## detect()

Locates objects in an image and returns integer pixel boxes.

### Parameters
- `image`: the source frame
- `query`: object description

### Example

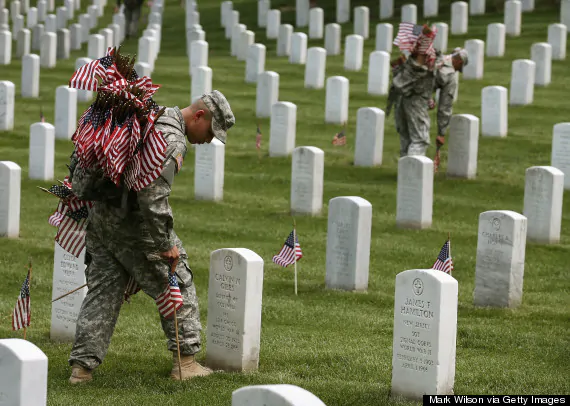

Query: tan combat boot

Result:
[69,364,93,384]
[170,353,213,380]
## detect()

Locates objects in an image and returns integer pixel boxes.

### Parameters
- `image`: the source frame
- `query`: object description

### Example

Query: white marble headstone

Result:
[324,23,341,55]
[266,9,280,39]
[44,13,56,32]
[50,243,87,341]
[325,196,372,291]
[463,39,484,79]
[56,28,69,59]
[470,0,485,15]
[325,76,349,125]
[376,23,393,53]
[368,50,390,95]
[245,43,265,83]
[561,0,570,32]
[336,0,350,23]
[380,0,393,19]
[31,23,43,51]
[401,4,417,24]
[305,47,326,89]
[79,14,90,43]
[0,339,48,405]
[474,210,527,308]
[344,34,363,71]
[486,23,505,57]
[21,53,39,98]
[0,161,20,237]
[354,107,384,167]
[0,31,10,65]
[548,23,566,60]
[256,71,279,118]
[56,6,67,30]
[0,81,15,130]
[433,22,448,52]
[289,32,307,64]
[70,23,82,50]
[87,33,104,60]
[257,0,269,28]
[523,166,564,244]
[191,66,212,103]
[291,146,324,215]
[296,0,309,27]
[447,114,479,179]
[225,9,239,39]
[390,269,458,399]
[55,85,77,139]
[309,7,323,39]
[504,0,521,36]
[221,0,232,27]
[16,28,30,58]
[230,24,244,57]
[551,123,570,190]
[75,57,92,102]
[237,30,254,61]
[194,138,225,201]
[29,122,54,180]
[134,61,151,78]
[269,101,296,157]
[26,7,37,28]
[451,1,468,34]
[509,59,535,106]
[232,385,327,406]
[109,23,120,47]
[531,43,551,87]
[397,156,433,229]
[190,39,208,76]
[521,0,534,11]
[277,24,292,57]
[354,6,369,39]
[481,86,507,137]
[206,248,264,372]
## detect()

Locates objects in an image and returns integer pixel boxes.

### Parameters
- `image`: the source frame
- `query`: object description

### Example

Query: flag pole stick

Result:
[170,259,182,380]
[448,232,452,277]
[51,283,88,302]
[293,218,298,296]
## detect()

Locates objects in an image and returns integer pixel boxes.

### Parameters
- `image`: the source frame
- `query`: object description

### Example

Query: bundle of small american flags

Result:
[43,177,93,257]
[393,22,438,69]
[68,46,167,192]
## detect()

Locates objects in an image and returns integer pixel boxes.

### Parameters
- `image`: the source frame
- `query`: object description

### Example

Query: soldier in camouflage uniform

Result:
[430,48,469,149]
[68,90,235,384]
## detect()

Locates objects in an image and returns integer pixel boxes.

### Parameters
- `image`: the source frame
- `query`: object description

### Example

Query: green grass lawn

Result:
[1,0,569,404]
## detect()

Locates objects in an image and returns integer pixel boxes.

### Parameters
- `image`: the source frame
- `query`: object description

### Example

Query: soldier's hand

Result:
[428,99,436,110]
[436,135,445,147]
[160,245,180,269]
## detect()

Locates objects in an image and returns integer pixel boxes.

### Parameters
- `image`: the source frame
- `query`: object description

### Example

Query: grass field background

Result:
[1,0,569,404]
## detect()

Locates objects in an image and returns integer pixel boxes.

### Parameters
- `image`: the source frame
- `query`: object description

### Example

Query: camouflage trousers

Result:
[394,94,431,157]
[68,229,203,371]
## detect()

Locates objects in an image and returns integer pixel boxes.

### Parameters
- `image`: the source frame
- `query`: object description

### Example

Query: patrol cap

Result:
[201,90,235,144]
[452,47,469,72]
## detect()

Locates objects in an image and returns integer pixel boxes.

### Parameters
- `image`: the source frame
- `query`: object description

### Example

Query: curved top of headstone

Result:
[0,161,22,171]
[31,122,55,130]
[0,80,15,88]
[553,122,570,132]
[89,33,104,39]
[0,338,48,362]
[187,24,203,32]
[327,75,348,82]
[244,29,254,35]
[280,23,293,29]
[482,85,507,92]
[292,31,307,38]
[370,49,390,57]
[398,155,433,165]
[526,165,564,177]
[479,210,526,221]
[357,106,383,114]
[192,39,208,46]
[308,46,326,52]
[532,42,551,48]
[454,113,479,121]
[347,33,363,40]
[232,384,327,406]
[251,43,266,50]
[293,146,324,155]
[329,195,372,208]
[273,101,296,109]
[395,268,457,288]
[260,70,279,77]
[513,59,536,66]
[210,248,263,265]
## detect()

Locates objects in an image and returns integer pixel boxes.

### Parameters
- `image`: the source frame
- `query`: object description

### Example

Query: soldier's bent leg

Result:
[394,101,411,157]
[403,96,431,156]
[124,8,133,37]
[68,235,128,370]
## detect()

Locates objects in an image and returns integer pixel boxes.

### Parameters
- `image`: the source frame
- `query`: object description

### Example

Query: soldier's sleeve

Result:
[136,140,185,253]
[437,73,457,137]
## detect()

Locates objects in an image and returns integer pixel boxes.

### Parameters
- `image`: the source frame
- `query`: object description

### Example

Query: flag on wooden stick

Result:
[12,269,31,331]
[256,123,262,149]
[272,230,303,267]
[155,273,183,319]
[332,127,346,146]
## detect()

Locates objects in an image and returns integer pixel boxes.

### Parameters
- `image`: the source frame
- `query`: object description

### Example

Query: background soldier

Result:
[115,0,144,39]
[68,90,235,384]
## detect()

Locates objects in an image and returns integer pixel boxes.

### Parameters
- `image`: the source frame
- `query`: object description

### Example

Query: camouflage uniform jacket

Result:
[86,107,189,260]
[433,55,457,137]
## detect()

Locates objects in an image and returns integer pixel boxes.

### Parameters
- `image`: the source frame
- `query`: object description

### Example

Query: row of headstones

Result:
[0,339,327,405]
[2,108,568,240]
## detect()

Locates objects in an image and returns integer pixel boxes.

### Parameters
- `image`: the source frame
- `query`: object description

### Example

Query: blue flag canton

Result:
[168,273,179,287]
[20,276,30,298]
[437,242,450,261]
[285,231,298,248]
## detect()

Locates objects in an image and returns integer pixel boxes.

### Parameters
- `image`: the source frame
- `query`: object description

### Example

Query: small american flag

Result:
[12,270,31,331]
[155,273,183,319]
[432,239,453,275]
[48,201,66,227]
[40,108,45,123]
[332,128,346,146]
[393,22,437,65]
[272,230,303,267]
[256,124,262,149]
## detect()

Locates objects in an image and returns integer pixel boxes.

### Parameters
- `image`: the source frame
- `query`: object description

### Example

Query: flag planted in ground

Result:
[432,239,453,274]
[332,128,346,146]
[272,230,303,267]
[155,273,183,319]
[256,124,262,149]
[12,270,31,331]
